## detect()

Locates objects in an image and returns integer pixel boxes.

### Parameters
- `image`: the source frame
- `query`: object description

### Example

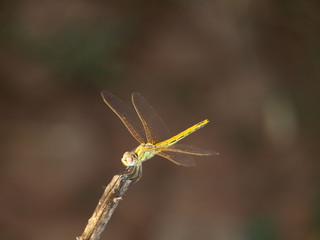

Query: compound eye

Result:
[121,152,136,166]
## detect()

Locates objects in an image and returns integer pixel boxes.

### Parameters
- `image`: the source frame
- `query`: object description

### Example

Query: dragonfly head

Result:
[121,151,136,167]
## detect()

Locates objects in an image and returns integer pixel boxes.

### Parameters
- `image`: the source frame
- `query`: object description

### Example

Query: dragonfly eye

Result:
[121,152,136,167]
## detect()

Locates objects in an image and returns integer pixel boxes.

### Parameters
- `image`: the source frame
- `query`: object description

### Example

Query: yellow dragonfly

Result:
[101,90,218,180]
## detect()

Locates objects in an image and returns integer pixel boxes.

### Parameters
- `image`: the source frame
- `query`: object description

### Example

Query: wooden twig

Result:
[77,173,134,240]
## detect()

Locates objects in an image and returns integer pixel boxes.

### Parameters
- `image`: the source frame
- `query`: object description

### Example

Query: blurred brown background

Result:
[1,1,319,240]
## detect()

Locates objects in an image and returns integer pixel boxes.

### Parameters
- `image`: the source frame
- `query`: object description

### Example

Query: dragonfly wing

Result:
[164,143,219,156]
[132,92,171,143]
[157,151,196,167]
[101,90,146,143]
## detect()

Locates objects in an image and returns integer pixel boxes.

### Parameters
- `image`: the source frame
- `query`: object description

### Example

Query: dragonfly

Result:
[101,90,218,180]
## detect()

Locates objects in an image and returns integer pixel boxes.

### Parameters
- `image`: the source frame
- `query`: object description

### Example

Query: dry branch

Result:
[77,173,133,240]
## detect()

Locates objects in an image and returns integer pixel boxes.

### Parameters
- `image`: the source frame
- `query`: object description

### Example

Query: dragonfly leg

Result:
[122,166,131,175]
[131,162,142,183]
[136,163,142,182]
[123,166,135,177]
[123,162,142,183]
[132,162,142,183]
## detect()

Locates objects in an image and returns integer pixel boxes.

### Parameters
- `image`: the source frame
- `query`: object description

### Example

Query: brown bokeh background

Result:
[1,1,319,240]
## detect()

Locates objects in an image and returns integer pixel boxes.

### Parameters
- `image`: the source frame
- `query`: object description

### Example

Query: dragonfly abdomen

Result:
[157,119,209,147]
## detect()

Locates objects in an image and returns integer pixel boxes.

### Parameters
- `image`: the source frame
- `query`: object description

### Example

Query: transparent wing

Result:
[101,90,146,143]
[132,92,171,144]
[157,151,196,167]
[163,143,219,156]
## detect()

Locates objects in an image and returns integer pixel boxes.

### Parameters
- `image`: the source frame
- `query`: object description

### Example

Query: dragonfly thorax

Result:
[135,143,159,162]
